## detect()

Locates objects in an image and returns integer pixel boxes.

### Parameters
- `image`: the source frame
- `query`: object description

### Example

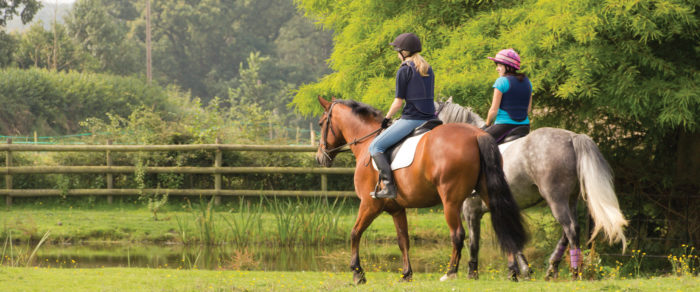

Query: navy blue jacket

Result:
[396,61,435,120]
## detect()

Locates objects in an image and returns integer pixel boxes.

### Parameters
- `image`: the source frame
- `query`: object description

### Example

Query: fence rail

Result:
[2,138,356,206]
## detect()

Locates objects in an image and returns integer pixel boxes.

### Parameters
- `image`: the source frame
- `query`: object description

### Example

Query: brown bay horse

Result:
[315,97,527,284]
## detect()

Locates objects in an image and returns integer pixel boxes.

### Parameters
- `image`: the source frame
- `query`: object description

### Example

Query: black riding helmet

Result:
[390,33,422,57]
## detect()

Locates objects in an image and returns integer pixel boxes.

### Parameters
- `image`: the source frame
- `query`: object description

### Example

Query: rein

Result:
[320,102,383,161]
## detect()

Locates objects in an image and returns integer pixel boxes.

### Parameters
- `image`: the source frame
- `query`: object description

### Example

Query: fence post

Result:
[295,126,300,144]
[321,174,327,196]
[106,140,113,204]
[214,137,222,206]
[310,122,315,146]
[5,138,12,206]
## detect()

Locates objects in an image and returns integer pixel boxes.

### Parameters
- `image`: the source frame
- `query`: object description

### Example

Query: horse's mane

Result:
[435,100,486,128]
[335,99,384,122]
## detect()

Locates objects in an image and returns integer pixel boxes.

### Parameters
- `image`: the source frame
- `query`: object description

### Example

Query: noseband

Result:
[319,102,383,162]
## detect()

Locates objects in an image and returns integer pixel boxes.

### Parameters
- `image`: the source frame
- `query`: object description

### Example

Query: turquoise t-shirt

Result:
[492,77,531,125]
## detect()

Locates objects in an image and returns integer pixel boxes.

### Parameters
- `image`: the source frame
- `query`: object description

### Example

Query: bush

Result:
[0,68,169,135]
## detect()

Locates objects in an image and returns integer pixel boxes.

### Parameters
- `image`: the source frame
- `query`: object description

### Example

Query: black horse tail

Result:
[476,134,528,254]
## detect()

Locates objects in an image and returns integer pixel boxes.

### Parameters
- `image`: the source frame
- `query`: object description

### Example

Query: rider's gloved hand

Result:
[381,118,391,129]
[480,124,488,130]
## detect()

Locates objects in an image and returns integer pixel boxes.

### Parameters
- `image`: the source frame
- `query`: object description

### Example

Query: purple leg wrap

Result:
[551,244,567,262]
[570,248,582,267]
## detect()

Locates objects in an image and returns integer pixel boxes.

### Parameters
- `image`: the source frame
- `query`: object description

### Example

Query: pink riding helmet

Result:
[487,48,521,70]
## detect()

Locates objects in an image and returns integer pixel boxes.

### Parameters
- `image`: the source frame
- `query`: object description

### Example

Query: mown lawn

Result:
[1,267,698,291]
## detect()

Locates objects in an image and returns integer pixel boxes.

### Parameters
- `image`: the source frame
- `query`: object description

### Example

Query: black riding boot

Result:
[370,152,397,199]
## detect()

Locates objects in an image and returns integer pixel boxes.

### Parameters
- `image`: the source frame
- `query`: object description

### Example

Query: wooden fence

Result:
[0,138,356,206]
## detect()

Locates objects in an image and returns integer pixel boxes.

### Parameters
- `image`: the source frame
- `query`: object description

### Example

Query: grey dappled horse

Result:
[436,99,628,280]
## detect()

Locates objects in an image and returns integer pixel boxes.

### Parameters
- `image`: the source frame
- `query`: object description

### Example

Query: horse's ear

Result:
[447,96,453,103]
[318,95,331,110]
[331,96,336,101]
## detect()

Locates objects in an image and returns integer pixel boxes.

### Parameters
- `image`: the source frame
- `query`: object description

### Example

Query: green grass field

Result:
[1,267,698,291]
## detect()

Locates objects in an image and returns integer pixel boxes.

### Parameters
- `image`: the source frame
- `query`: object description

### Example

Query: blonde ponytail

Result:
[405,53,431,77]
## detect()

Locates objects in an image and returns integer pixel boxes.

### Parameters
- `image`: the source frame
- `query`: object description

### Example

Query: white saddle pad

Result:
[372,132,427,171]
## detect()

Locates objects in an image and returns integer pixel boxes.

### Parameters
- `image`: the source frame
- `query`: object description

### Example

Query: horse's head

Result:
[315,96,347,167]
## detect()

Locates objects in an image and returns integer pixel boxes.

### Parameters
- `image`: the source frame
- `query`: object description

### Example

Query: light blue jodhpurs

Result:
[369,118,428,155]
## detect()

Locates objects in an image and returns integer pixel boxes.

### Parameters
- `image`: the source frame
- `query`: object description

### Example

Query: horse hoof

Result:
[353,272,366,285]
[467,272,479,280]
[571,268,582,281]
[544,268,557,281]
[440,273,457,282]
[521,269,532,281]
[509,273,519,282]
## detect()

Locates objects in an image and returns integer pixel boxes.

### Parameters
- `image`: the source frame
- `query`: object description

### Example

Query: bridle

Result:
[319,102,383,162]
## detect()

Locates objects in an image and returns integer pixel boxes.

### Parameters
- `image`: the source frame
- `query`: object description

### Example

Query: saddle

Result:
[373,119,442,171]
[500,125,530,144]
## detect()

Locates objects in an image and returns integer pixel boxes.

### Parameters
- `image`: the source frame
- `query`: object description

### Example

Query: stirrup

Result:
[370,181,396,199]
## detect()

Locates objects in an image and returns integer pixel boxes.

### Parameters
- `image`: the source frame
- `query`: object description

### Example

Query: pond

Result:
[27,241,455,273]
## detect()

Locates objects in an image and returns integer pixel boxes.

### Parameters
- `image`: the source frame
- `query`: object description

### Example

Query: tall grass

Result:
[270,196,349,245]
[173,196,350,245]
[194,197,219,245]
[223,197,264,244]
[269,197,302,245]
[1,230,51,267]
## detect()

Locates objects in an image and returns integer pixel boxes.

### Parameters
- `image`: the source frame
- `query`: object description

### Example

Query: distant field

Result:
[1,267,698,291]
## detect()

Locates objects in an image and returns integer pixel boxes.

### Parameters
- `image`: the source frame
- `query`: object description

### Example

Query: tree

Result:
[0,0,41,27]
[292,0,698,154]
[65,0,142,75]
[0,31,16,67]
[141,0,297,100]
[14,21,82,71]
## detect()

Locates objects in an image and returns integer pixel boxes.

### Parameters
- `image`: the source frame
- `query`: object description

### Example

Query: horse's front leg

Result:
[350,199,382,285]
[440,203,466,281]
[391,209,413,281]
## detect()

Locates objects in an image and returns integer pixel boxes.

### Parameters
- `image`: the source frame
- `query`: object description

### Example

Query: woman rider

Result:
[368,33,436,199]
[483,48,532,143]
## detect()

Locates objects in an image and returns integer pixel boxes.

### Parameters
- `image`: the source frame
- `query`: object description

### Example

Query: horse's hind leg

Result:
[547,200,582,280]
[391,209,413,281]
[440,202,466,281]
[516,250,532,280]
[350,200,382,285]
[463,196,483,280]
[545,234,568,280]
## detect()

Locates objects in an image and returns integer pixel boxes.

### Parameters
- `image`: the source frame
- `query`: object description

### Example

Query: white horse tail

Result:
[572,134,628,252]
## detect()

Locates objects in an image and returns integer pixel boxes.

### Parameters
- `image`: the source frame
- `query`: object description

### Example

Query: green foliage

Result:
[13,21,84,71]
[0,67,168,135]
[0,0,41,27]
[65,0,142,75]
[0,31,16,67]
[294,0,698,132]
